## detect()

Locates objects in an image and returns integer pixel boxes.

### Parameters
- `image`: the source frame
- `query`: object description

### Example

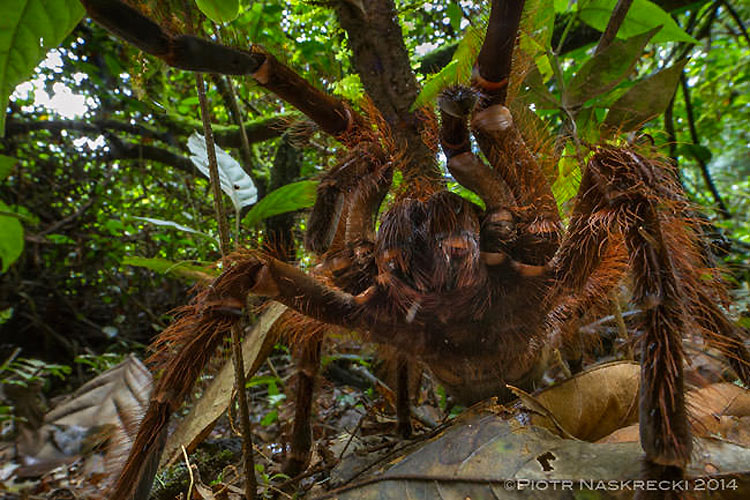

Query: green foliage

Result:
[0,356,71,388]
[0,201,23,273]
[74,352,125,374]
[578,0,697,44]
[0,154,25,272]
[412,24,483,110]
[246,373,286,426]
[603,60,687,132]
[122,256,218,282]
[0,0,84,133]
[242,180,318,228]
[195,0,240,23]
[0,155,14,180]
[563,28,658,108]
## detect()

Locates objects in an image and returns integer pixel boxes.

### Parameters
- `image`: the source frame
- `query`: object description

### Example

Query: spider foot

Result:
[471,104,513,133]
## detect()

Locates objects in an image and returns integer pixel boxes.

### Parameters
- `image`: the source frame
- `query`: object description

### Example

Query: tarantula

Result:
[79,0,750,498]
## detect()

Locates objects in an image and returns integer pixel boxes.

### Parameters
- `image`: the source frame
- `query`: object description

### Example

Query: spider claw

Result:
[511,260,549,278]
[471,104,512,133]
[480,251,508,266]
[354,285,377,305]
[405,300,421,323]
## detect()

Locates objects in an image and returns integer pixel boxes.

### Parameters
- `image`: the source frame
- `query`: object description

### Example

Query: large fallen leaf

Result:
[689,383,750,420]
[598,383,750,447]
[15,355,151,477]
[325,412,750,500]
[160,302,286,466]
[527,361,640,441]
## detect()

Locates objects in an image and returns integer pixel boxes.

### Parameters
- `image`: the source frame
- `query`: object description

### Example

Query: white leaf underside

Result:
[187,132,258,211]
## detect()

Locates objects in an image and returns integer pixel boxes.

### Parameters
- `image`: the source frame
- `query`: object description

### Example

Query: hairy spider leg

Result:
[550,146,750,471]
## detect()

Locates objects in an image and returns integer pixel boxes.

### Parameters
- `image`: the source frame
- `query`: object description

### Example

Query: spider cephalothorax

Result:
[83,0,750,498]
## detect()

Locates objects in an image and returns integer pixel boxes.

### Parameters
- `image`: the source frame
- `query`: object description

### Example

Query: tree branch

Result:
[5,115,287,149]
[104,134,195,174]
[720,0,750,46]
[81,0,363,140]
[5,118,173,144]
[594,0,635,55]
[335,0,439,180]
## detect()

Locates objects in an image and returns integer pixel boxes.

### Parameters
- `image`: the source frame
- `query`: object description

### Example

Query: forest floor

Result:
[1,317,748,500]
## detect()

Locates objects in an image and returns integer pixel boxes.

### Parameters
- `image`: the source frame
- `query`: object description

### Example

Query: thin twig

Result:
[663,94,678,168]
[720,0,750,46]
[196,75,231,253]
[337,412,366,462]
[679,72,731,219]
[594,0,635,55]
[181,445,195,500]
[196,71,257,500]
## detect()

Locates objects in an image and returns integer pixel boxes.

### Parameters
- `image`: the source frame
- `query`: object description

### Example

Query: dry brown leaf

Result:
[328,411,750,500]
[595,383,750,446]
[713,416,750,448]
[689,383,750,420]
[596,424,639,444]
[193,482,216,499]
[508,384,578,440]
[15,355,151,478]
[529,361,640,441]
[160,303,286,466]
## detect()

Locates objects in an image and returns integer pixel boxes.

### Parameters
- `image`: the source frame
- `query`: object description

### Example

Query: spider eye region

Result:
[375,191,483,297]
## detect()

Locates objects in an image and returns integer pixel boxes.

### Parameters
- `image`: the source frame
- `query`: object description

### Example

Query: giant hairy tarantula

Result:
[80,0,750,498]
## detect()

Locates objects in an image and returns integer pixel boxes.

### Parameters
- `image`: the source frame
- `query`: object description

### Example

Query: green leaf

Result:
[0,0,84,135]
[242,180,318,228]
[122,256,218,282]
[522,0,555,55]
[446,3,462,31]
[131,215,217,242]
[0,201,24,273]
[555,0,574,13]
[195,0,240,23]
[564,28,658,108]
[523,67,560,109]
[0,155,15,180]
[551,149,582,213]
[683,143,713,164]
[260,410,278,426]
[330,74,364,101]
[603,60,687,132]
[579,0,697,44]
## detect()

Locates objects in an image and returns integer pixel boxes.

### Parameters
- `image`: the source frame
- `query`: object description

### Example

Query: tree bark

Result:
[336,0,439,182]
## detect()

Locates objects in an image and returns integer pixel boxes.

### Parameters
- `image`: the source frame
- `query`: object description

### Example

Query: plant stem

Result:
[594,0,635,55]
[195,73,257,500]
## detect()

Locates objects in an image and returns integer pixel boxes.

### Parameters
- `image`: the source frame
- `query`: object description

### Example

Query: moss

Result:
[149,439,242,500]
